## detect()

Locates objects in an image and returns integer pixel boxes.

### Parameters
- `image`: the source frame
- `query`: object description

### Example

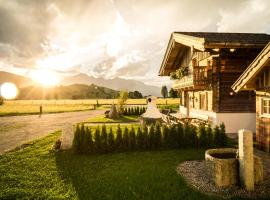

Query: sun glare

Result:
[0,82,18,100]
[30,69,59,87]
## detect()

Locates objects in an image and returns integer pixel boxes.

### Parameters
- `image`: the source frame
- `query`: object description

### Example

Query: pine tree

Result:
[128,107,131,115]
[176,123,184,148]
[115,125,123,151]
[123,127,129,151]
[206,125,213,148]
[108,127,115,152]
[154,122,162,149]
[72,125,81,153]
[168,124,178,148]
[213,125,221,147]
[142,125,149,149]
[136,127,144,150]
[101,124,108,153]
[79,124,86,153]
[84,127,94,153]
[219,123,227,147]
[198,125,207,148]
[162,125,170,148]
[129,126,136,150]
[94,127,102,153]
[149,124,155,150]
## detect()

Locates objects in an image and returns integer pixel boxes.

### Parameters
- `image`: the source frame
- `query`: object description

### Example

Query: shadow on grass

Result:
[55,149,218,200]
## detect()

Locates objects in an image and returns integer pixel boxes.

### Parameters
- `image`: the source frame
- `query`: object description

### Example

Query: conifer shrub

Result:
[213,125,221,147]
[108,127,115,152]
[219,122,227,147]
[142,125,149,149]
[101,124,108,153]
[115,125,123,151]
[123,127,129,151]
[94,127,102,153]
[198,125,207,148]
[136,127,144,150]
[129,126,136,150]
[206,125,213,147]
[154,122,162,149]
[176,123,184,148]
[82,127,93,153]
[72,125,81,153]
[162,124,170,148]
[148,124,155,150]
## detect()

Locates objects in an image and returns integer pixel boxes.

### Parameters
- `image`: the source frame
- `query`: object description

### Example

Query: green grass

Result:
[85,114,139,123]
[0,131,224,200]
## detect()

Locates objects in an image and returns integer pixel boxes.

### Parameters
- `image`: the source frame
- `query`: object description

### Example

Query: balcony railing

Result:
[172,66,210,90]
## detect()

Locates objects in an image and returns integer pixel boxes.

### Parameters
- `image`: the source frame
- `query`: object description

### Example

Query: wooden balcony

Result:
[172,66,210,90]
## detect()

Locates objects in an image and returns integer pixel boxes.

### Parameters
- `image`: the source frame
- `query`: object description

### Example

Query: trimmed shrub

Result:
[136,127,144,150]
[176,123,184,148]
[123,127,129,151]
[162,125,170,148]
[154,122,162,149]
[206,125,213,147]
[101,124,108,153]
[198,125,207,148]
[213,125,221,147]
[115,125,123,151]
[94,127,102,153]
[108,127,115,152]
[148,124,155,150]
[219,122,227,147]
[83,127,94,153]
[129,126,136,150]
[142,125,149,149]
[72,125,81,153]
[168,124,178,148]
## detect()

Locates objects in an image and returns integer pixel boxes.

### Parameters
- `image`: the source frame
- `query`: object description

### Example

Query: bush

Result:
[71,122,227,155]
[0,97,3,105]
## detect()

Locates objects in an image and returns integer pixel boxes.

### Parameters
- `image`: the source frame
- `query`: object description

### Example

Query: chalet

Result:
[232,42,270,152]
[159,32,270,133]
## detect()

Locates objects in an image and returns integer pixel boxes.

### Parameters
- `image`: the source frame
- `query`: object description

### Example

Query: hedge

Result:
[122,106,146,116]
[72,122,228,154]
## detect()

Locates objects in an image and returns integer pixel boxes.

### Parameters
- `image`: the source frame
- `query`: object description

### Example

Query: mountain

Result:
[61,73,161,96]
[18,84,119,100]
[0,71,34,88]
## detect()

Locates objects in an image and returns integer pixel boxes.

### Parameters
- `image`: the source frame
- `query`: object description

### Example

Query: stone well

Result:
[205,148,238,188]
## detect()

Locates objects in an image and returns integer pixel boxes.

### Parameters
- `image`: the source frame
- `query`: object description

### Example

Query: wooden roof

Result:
[159,32,270,76]
[232,42,270,92]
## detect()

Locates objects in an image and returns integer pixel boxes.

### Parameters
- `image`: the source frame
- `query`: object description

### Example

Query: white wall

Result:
[179,106,256,134]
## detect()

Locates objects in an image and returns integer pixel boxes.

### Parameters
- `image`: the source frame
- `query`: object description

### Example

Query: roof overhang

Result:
[232,42,270,92]
[159,33,205,76]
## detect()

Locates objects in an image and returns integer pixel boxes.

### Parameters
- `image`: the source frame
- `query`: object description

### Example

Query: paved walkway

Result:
[0,110,103,154]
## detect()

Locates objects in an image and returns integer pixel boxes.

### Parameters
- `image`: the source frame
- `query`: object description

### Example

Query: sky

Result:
[0,0,270,87]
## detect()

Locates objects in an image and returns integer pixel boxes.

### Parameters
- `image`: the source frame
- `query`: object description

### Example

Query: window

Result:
[200,93,207,110]
[262,98,270,115]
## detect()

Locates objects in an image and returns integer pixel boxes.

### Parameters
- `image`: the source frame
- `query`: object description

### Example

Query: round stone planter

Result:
[205,148,238,188]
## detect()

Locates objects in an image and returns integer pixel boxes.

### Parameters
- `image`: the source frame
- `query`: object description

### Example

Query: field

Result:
[0,131,222,200]
[0,98,180,116]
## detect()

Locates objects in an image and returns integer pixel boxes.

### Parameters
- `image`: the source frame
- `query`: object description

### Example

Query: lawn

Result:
[85,114,139,123]
[0,131,225,200]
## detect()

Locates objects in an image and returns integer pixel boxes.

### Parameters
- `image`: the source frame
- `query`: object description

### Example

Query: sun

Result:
[0,82,18,100]
[30,69,60,87]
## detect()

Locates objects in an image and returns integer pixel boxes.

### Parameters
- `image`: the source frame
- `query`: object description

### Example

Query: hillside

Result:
[18,84,119,100]
[0,71,34,88]
[61,74,161,96]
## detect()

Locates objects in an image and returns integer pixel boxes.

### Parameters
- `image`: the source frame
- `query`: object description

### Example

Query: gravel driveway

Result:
[0,110,103,154]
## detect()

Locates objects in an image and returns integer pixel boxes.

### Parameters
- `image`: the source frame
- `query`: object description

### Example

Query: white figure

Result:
[142,96,163,119]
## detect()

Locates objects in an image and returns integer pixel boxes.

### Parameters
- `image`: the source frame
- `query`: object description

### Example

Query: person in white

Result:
[142,96,163,119]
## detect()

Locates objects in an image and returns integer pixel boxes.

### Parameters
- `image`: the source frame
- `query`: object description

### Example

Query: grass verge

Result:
[0,131,226,200]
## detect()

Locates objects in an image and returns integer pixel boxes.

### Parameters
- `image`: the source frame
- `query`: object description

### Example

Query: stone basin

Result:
[205,148,238,188]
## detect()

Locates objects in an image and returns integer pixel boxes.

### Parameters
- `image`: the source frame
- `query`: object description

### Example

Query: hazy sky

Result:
[0,0,270,86]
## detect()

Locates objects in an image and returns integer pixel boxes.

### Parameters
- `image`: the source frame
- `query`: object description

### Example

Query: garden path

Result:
[0,110,103,154]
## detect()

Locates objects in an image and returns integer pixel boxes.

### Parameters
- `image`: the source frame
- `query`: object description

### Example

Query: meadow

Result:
[0,98,180,116]
[0,131,223,200]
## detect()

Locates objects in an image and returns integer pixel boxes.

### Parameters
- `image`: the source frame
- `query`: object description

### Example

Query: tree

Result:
[169,88,178,98]
[129,126,136,150]
[101,124,108,153]
[136,127,144,150]
[154,122,162,149]
[115,125,123,151]
[108,127,115,152]
[72,125,81,153]
[148,124,155,150]
[123,127,129,151]
[94,127,102,153]
[0,97,4,105]
[83,127,93,153]
[161,86,168,99]
[219,123,227,147]
[118,90,128,114]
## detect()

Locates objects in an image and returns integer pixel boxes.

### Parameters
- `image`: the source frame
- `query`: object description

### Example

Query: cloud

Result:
[0,0,270,87]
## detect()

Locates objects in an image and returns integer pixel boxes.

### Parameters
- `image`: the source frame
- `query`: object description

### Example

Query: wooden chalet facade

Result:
[159,32,270,133]
[232,42,270,152]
